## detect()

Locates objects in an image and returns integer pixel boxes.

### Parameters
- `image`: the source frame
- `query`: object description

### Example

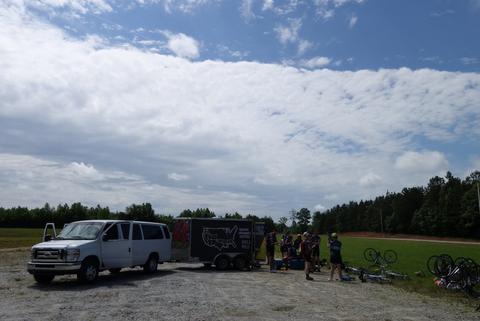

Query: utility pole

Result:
[379,208,384,234]
[477,182,480,215]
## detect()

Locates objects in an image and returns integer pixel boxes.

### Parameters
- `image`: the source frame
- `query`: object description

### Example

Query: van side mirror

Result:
[102,234,109,242]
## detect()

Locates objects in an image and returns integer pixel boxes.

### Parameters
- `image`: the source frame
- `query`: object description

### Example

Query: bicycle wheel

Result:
[384,250,398,264]
[363,248,378,262]
[435,254,454,277]
[427,255,438,275]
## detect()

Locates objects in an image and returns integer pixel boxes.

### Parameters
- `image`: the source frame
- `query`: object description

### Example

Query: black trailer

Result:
[171,218,264,270]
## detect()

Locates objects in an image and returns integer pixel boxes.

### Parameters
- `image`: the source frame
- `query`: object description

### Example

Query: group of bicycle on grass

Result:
[265,230,343,281]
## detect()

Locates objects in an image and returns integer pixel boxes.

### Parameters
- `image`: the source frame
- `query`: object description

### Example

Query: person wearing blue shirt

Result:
[328,233,343,281]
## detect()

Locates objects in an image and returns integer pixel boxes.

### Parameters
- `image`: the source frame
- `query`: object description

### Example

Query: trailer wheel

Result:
[143,254,158,273]
[34,274,55,284]
[234,256,247,270]
[215,256,230,270]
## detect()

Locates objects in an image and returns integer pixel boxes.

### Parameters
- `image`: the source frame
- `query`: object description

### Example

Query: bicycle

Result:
[364,248,398,266]
[344,265,392,284]
[363,248,408,280]
[427,254,480,298]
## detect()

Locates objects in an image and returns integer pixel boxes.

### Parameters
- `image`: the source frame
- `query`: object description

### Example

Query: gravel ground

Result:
[1,249,479,321]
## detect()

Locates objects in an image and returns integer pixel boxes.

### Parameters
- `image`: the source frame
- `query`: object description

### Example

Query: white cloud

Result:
[394,151,449,173]
[136,0,218,13]
[274,18,302,44]
[163,32,200,59]
[0,4,479,216]
[297,39,313,56]
[314,0,364,19]
[262,0,274,11]
[301,56,331,68]
[460,57,479,65]
[168,173,190,181]
[240,0,256,22]
[314,204,326,212]
[359,173,383,188]
[348,14,358,28]
[23,0,112,14]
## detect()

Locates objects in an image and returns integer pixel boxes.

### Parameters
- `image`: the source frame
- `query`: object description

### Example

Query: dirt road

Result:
[1,249,479,321]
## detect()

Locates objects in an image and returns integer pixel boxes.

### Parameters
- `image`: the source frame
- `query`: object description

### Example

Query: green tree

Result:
[296,208,311,232]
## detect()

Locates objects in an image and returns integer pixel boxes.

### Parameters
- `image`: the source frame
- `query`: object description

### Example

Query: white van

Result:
[27,220,171,284]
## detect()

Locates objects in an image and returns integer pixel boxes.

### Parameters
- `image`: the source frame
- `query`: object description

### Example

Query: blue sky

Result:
[0,0,479,218]
[41,0,480,71]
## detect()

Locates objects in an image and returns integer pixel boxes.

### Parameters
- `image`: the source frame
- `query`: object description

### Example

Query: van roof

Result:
[70,220,166,226]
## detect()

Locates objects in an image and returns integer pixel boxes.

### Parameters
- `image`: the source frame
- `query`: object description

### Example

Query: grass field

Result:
[334,236,480,298]
[0,228,43,249]
[265,234,480,300]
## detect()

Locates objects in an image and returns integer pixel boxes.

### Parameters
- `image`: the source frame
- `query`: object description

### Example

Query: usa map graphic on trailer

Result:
[201,226,238,251]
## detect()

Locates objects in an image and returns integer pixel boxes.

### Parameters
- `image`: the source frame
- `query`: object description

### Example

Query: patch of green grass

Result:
[327,236,480,300]
[0,228,43,249]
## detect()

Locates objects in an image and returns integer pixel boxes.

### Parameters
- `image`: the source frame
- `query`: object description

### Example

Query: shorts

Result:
[266,246,275,257]
[312,246,320,257]
[330,255,342,265]
[303,255,312,263]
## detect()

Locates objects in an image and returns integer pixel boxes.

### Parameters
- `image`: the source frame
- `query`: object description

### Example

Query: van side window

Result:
[162,226,170,239]
[133,224,142,240]
[142,225,163,240]
[105,223,119,240]
[120,223,130,240]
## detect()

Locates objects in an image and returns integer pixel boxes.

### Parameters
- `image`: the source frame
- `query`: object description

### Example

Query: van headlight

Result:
[66,249,81,262]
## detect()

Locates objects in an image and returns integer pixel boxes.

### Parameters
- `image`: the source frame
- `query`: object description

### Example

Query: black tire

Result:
[215,256,230,270]
[143,254,158,273]
[234,256,247,270]
[363,248,378,263]
[435,254,454,277]
[426,255,438,275]
[34,274,55,284]
[77,258,99,283]
[384,250,398,264]
[109,268,121,274]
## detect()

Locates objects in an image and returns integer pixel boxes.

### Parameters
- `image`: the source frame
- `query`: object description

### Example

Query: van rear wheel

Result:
[143,254,158,273]
[34,274,54,284]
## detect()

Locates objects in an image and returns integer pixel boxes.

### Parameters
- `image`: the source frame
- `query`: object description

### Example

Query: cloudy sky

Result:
[1,0,479,218]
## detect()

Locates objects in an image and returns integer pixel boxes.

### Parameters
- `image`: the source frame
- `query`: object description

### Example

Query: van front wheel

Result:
[78,258,99,283]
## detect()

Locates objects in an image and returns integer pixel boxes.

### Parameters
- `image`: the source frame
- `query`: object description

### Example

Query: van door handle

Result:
[128,247,131,253]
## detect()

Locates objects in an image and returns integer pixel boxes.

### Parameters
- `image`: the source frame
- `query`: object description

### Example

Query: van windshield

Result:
[56,222,103,240]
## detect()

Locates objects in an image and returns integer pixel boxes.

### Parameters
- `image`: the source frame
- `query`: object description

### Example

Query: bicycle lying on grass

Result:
[363,248,409,280]
[427,254,480,298]
[344,265,392,284]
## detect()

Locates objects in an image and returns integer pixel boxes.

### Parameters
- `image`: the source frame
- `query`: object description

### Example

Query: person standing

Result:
[311,231,321,272]
[281,234,293,270]
[265,229,277,272]
[328,233,343,281]
[301,232,314,281]
[293,234,302,255]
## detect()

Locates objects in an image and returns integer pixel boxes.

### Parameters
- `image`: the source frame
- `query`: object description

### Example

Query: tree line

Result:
[1,171,479,238]
[0,202,276,232]
[310,171,480,239]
